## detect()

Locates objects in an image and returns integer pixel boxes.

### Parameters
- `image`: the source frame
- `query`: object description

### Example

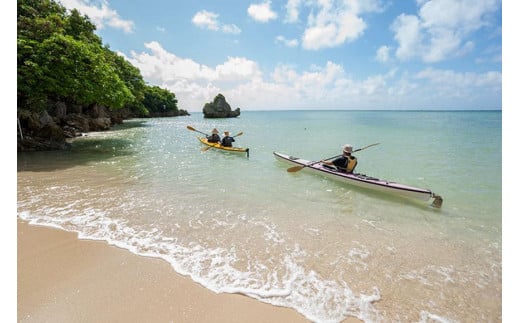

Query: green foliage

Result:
[17,0,67,42]
[17,0,178,117]
[105,50,148,115]
[143,85,179,114]
[18,33,133,110]
[65,9,101,44]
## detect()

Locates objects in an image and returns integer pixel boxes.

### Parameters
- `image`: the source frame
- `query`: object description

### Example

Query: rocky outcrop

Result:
[17,103,127,151]
[202,94,240,118]
[18,109,71,151]
[17,101,191,151]
[148,109,190,118]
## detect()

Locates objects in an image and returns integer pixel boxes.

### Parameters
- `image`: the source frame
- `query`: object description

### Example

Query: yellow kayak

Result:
[198,137,250,157]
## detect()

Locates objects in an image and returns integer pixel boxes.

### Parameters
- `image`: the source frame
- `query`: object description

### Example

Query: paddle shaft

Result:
[353,143,380,153]
[286,143,380,172]
[186,125,209,136]
[287,156,339,172]
[320,143,379,159]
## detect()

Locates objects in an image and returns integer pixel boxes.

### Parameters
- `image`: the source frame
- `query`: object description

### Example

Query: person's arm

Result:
[320,159,333,165]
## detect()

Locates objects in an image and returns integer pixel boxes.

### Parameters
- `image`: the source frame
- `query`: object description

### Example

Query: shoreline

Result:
[17,219,312,323]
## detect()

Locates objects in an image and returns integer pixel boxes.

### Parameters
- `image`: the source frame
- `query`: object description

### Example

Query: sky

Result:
[52,0,504,112]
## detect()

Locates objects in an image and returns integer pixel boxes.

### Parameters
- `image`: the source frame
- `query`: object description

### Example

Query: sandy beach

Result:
[17,219,312,323]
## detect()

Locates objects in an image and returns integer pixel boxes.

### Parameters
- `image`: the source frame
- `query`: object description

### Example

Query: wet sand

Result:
[17,219,313,323]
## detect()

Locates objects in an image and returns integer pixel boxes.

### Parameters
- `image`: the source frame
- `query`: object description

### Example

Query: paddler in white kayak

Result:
[320,144,358,173]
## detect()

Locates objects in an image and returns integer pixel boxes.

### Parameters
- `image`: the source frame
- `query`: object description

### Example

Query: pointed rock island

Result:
[202,94,240,118]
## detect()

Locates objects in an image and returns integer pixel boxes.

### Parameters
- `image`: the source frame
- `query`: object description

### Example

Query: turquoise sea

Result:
[17,110,502,322]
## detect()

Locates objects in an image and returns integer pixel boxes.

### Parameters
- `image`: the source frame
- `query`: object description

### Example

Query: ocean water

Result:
[17,110,501,322]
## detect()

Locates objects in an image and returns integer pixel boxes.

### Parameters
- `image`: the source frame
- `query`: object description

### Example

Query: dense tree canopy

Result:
[143,86,179,114]
[17,0,178,116]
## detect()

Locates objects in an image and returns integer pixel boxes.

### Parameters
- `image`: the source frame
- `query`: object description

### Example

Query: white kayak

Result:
[273,151,443,208]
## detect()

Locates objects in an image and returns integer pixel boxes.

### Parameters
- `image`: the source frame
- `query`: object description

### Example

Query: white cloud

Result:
[423,29,460,62]
[126,41,217,83]
[58,0,134,33]
[248,1,278,23]
[271,64,300,83]
[300,0,382,50]
[392,14,423,60]
[122,41,501,110]
[416,67,501,88]
[376,46,391,62]
[419,0,496,31]
[391,0,500,62]
[411,67,502,106]
[192,10,242,34]
[221,24,242,35]
[216,57,263,81]
[192,10,219,31]
[275,35,299,47]
[284,0,302,23]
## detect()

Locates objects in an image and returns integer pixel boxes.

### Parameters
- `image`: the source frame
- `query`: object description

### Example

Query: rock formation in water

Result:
[202,94,240,118]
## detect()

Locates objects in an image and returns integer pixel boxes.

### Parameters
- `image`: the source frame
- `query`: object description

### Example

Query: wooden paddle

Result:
[286,143,380,172]
[201,132,243,152]
[186,125,209,136]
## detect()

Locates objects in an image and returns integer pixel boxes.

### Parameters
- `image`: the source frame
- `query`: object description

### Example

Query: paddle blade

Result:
[233,132,243,137]
[187,126,208,136]
[287,165,304,172]
[201,146,212,152]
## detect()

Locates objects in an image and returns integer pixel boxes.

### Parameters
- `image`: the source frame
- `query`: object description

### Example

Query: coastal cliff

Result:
[17,103,189,151]
[17,0,191,152]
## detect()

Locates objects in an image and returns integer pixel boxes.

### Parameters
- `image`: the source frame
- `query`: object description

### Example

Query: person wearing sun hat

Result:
[320,144,358,173]
[206,128,220,143]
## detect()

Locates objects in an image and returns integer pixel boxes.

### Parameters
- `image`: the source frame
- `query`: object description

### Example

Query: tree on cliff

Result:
[17,0,178,118]
[17,0,189,151]
[18,0,134,112]
[143,86,179,115]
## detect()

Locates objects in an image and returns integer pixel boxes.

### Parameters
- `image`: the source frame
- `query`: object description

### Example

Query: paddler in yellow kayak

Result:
[221,131,236,147]
[206,128,220,143]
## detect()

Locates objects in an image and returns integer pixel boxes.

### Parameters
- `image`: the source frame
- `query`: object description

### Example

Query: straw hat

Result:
[343,144,353,154]
[224,131,230,135]
[211,128,219,134]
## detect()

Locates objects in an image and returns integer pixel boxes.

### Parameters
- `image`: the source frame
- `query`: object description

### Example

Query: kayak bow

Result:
[273,151,443,208]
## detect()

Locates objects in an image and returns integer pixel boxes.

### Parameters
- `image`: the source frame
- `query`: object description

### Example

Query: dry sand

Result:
[17,219,311,323]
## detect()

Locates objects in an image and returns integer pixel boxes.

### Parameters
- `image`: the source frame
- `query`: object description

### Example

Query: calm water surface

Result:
[18,110,502,322]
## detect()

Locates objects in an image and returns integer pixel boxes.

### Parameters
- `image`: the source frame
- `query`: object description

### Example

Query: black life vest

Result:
[207,134,220,143]
[334,156,357,173]
[221,136,235,147]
